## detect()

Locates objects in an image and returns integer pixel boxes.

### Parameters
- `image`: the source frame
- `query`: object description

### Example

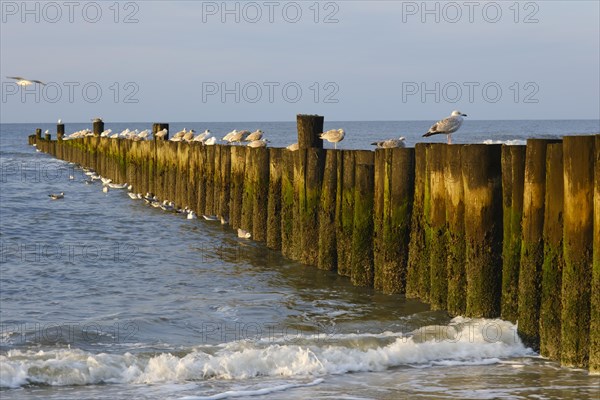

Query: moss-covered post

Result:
[445,145,466,315]
[219,145,232,221]
[561,135,595,368]
[427,144,448,309]
[297,114,324,149]
[176,142,189,208]
[336,151,355,277]
[267,148,283,250]
[351,150,375,287]
[518,139,558,350]
[241,147,255,233]
[501,145,526,322]
[539,143,564,360]
[229,146,246,229]
[204,145,216,216]
[301,148,325,265]
[590,134,600,373]
[281,150,296,258]
[462,144,503,318]
[318,149,338,271]
[251,147,270,242]
[406,143,428,300]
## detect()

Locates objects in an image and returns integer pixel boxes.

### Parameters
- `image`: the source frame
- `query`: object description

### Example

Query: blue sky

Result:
[1,0,599,122]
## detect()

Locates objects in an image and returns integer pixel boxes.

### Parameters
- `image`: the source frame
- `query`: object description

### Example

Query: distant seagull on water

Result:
[320,129,345,149]
[7,76,46,86]
[49,192,64,200]
[423,110,467,145]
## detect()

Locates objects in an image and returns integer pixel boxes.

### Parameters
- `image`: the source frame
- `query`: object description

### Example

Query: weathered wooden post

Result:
[445,145,466,315]
[591,134,600,373]
[44,131,51,141]
[230,146,247,229]
[280,150,296,258]
[351,150,375,287]
[462,144,503,318]
[427,144,448,309]
[501,145,526,322]
[337,151,355,277]
[152,123,169,140]
[35,128,42,141]
[297,114,324,149]
[518,139,559,350]
[219,146,232,222]
[561,135,595,368]
[267,148,283,250]
[92,118,104,136]
[406,143,428,300]
[374,148,415,294]
[539,143,564,360]
[318,150,338,270]
[57,122,65,141]
[251,147,270,242]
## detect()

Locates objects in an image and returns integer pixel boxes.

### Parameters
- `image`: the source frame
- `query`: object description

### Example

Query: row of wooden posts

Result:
[30,116,599,372]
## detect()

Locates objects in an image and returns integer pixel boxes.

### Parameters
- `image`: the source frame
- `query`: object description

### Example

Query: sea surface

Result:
[1,120,599,399]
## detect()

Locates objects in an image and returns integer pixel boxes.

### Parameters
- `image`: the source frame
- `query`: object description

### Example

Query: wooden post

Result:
[445,145,466,315]
[267,148,283,250]
[251,147,270,242]
[230,146,247,229]
[92,119,104,136]
[44,132,51,141]
[176,142,190,208]
[204,146,216,215]
[590,134,600,373]
[301,148,325,265]
[241,147,255,234]
[336,151,355,277]
[561,135,594,368]
[152,123,169,140]
[427,144,448,309]
[351,150,375,287]
[501,145,526,322]
[219,146,232,221]
[518,139,558,350]
[35,128,42,141]
[406,144,428,299]
[539,143,564,360]
[297,114,324,149]
[57,123,65,141]
[281,150,296,258]
[462,144,503,318]
[318,149,338,271]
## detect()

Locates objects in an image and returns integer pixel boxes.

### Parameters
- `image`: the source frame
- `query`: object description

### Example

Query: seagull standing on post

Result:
[423,110,467,144]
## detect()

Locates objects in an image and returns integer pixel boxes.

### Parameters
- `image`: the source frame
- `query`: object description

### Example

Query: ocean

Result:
[1,120,599,399]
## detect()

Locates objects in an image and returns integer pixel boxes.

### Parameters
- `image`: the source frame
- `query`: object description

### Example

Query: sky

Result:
[1,0,599,123]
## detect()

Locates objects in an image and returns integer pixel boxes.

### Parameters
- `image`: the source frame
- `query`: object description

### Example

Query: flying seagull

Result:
[423,110,467,144]
[7,76,46,86]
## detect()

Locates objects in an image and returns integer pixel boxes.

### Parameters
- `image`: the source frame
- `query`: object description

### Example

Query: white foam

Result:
[180,378,324,400]
[0,318,531,388]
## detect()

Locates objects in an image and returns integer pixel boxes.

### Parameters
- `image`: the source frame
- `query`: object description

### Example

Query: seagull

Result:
[244,130,263,142]
[319,129,345,149]
[128,192,139,200]
[202,214,219,221]
[423,110,467,145]
[91,117,103,122]
[48,192,64,200]
[224,130,250,144]
[193,130,210,142]
[371,136,406,149]
[247,139,268,148]
[155,128,168,139]
[237,228,251,239]
[58,119,62,124]
[7,76,46,86]
[286,143,299,151]
[187,210,198,220]
[204,136,217,145]
[103,186,109,193]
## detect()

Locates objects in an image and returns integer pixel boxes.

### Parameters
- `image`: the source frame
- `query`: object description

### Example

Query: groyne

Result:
[30,117,599,372]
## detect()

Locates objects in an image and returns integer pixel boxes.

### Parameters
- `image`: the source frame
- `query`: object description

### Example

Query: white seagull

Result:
[48,192,64,200]
[247,139,268,148]
[423,110,467,145]
[371,136,406,149]
[286,143,299,151]
[244,130,263,142]
[319,129,345,149]
[237,228,251,239]
[7,76,46,86]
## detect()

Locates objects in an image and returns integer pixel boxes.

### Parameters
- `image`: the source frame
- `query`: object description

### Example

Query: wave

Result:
[0,317,531,389]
